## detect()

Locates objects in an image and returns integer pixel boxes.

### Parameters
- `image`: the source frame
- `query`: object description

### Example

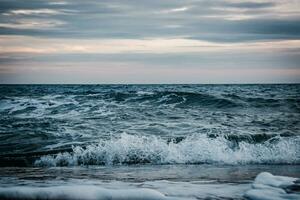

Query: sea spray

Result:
[35,133,300,166]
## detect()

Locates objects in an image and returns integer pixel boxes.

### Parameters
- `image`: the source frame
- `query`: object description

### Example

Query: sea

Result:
[0,84,299,199]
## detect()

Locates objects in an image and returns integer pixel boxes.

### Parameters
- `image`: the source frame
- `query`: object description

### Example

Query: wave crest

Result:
[35,133,300,166]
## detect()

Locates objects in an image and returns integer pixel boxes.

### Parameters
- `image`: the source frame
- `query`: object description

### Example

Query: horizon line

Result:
[1,82,300,85]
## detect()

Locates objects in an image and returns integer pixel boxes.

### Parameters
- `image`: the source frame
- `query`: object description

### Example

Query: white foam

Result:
[0,180,249,200]
[245,172,300,200]
[35,133,300,166]
[142,180,249,199]
[0,185,168,200]
[136,91,155,95]
[2,173,298,200]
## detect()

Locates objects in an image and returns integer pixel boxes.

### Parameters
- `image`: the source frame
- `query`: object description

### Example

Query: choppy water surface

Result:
[0,84,299,199]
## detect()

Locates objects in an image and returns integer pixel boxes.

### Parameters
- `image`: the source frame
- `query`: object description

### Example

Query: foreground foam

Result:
[0,173,298,200]
[0,186,168,200]
[35,133,300,166]
[0,180,249,200]
[245,172,300,200]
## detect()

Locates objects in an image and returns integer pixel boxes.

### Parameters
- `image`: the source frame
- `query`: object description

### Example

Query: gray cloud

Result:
[0,0,299,41]
[222,1,276,9]
[0,0,299,83]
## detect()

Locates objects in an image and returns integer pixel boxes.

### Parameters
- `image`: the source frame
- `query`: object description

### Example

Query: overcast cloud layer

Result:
[0,0,299,83]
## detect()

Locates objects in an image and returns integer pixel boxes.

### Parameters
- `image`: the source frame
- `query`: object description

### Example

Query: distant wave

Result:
[2,90,299,116]
[35,133,300,166]
[94,91,240,108]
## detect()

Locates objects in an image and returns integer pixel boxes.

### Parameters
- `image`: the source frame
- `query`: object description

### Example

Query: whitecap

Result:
[35,133,300,166]
[244,172,300,200]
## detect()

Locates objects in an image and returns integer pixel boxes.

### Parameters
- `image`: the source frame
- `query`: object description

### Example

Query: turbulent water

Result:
[0,84,299,199]
[1,84,299,166]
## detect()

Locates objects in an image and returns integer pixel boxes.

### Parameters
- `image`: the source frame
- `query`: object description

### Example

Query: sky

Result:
[0,0,299,84]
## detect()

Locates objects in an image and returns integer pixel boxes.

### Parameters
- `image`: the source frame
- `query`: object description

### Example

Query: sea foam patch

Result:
[0,185,168,200]
[0,173,298,200]
[245,172,300,200]
[0,180,249,200]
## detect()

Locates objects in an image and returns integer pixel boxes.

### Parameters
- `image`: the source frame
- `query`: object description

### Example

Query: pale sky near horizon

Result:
[0,0,300,84]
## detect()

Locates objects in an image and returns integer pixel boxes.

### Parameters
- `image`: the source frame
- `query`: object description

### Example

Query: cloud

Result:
[0,0,299,41]
[0,0,299,83]
[3,8,62,15]
[48,1,69,6]
[223,1,276,9]
[0,19,65,29]
[1,35,299,55]
[159,6,191,14]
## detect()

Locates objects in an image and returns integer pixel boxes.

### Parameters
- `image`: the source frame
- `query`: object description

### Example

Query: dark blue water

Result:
[0,84,300,200]
[0,84,299,166]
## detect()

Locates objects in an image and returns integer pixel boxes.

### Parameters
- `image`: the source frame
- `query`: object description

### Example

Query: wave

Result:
[35,133,300,167]
[80,90,299,109]
[0,91,239,117]
[84,90,299,109]
[2,90,298,115]
[161,91,239,108]
[104,91,240,108]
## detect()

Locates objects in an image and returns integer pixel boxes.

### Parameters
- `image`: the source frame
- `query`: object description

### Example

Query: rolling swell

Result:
[35,133,300,167]
[1,85,300,168]
[159,91,238,108]
[106,91,240,108]
[1,87,297,111]
[88,90,295,109]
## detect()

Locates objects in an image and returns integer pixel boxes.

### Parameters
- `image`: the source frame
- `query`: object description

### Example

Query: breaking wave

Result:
[35,133,300,166]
